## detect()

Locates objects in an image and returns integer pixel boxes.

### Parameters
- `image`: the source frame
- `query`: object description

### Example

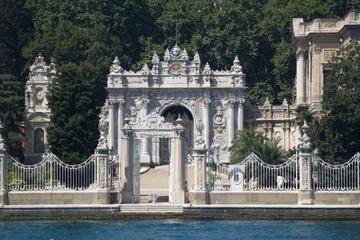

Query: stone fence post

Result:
[190,120,209,205]
[0,122,7,205]
[297,122,314,205]
[95,147,110,204]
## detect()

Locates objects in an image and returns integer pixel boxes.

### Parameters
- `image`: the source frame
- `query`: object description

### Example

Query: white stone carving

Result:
[213,106,226,139]
[110,56,123,74]
[132,111,175,130]
[97,101,109,150]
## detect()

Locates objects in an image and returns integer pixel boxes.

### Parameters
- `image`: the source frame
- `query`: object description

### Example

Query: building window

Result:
[323,65,332,84]
[34,128,45,153]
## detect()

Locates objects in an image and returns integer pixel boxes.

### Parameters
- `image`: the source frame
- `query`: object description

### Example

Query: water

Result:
[1,219,360,240]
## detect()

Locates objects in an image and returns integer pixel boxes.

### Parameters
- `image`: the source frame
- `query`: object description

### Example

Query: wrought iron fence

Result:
[207,152,299,192]
[313,153,360,191]
[7,153,97,191]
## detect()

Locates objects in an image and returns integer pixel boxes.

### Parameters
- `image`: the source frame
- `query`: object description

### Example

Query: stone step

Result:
[119,204,183,213]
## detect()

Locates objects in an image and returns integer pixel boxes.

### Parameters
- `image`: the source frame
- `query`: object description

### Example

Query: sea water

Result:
[1,219,360,240]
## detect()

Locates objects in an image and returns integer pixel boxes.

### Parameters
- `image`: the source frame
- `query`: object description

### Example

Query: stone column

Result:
[139,99,151,165]
[108,100,116,152]
[0,133,7,205]
[117,99,124,155]
[119,125,134,203]
[203,98,211,149]
[151,138,160,165]
[237,99,244,131]
[169,137,175,203]
[95,147,110,204]
[296,49,305,105]
[227,99,235,146]
[311,47,322,110]
[132,137,140,203]
[298,122,314,205]
[191,146,208,204]
[171,125,185,204]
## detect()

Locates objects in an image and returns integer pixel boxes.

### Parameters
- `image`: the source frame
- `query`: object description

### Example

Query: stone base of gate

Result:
[189,191,209,205]
[7,191,115,205]
[314,192,360,205]
[298,190,315,205]
[0,191,8,205]
[191,192,299,205]
[96,190,110,204]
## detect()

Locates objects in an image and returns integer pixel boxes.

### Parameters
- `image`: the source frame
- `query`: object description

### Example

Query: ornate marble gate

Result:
[106,44,246,163]
[119,112,185,204]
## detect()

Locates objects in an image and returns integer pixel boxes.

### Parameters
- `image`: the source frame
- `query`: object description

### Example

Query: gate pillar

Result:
[298,122,315,205]
[119,124,136,203]
[170,124,185,204]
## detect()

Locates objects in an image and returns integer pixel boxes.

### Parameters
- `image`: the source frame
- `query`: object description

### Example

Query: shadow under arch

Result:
[158,104,194,164]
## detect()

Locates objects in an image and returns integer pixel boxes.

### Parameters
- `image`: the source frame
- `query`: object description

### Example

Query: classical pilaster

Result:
[138,98,151,164]
[237,99,244,131]
[108,100,116,151]
[202,98,211,149]
[311,47,322,110]
[296,49,305,104]
[227,99,235,146]
[117,99,124,154]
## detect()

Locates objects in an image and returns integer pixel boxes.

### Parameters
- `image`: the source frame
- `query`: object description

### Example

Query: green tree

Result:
[0,0,32,160]
[230,128,285,164]
[295,105,314,126]
[311,42,360,163]
[24,0,155,163]
[0,75,24,160]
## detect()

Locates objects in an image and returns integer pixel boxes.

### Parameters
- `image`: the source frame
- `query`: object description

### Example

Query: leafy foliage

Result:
[0,74,24,160]
[1,0,360,162]
[310,42,360,163]
[230,128,286,164]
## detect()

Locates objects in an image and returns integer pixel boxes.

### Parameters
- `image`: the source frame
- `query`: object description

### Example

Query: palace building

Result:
[23,10,360,163]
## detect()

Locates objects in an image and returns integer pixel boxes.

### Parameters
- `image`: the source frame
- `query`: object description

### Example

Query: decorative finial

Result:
[193,52,201,65]
[34,52,45,65]
[231,55,242,73]
[282,98,288,106]
[164,48,170,61]
[181,48,188,60]
[152,52,160,65]
[299,121,312,151]
[110,56,123,74]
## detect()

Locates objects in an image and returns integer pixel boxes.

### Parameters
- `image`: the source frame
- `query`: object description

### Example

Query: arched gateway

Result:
[106,44,246,164]
[119,112,185,204]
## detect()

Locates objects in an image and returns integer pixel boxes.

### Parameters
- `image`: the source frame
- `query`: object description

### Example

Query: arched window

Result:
[34,128,45,153]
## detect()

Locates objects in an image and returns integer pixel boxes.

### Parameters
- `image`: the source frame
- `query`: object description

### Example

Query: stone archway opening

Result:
[120,112,185,204]
[159,105,194,164]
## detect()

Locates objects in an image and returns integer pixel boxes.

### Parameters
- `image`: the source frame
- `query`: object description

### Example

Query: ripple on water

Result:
[1,219,360,240]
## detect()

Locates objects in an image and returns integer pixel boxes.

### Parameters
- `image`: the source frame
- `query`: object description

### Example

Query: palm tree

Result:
[229,128,285,164]
[295,105,314,126]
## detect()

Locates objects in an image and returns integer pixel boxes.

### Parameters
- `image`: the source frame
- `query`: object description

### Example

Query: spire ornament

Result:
[110,56,123,74]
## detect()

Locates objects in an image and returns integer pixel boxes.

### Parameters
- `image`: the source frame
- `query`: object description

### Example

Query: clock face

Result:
[171,63,181,75]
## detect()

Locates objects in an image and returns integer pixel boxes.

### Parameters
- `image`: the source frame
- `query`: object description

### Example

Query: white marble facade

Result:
[106,45,246,164]
[24,54,56,163]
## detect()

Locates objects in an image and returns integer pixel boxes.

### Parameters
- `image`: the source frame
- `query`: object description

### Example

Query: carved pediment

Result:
[28,113,50,123]
[132,111,175,130]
